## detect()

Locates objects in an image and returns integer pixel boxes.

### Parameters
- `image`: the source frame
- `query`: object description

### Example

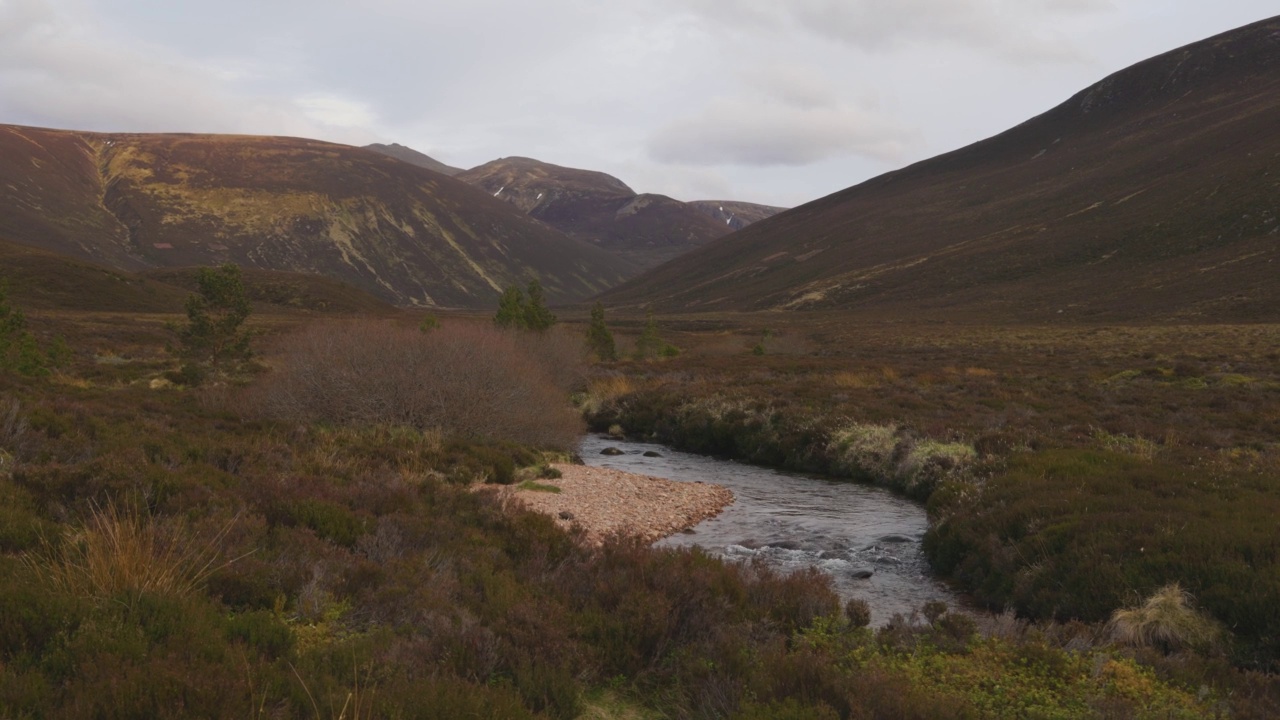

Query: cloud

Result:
[0,0,374,142]
[296,94,377,129]
[670,0,1110,61]
[649,95,917,167]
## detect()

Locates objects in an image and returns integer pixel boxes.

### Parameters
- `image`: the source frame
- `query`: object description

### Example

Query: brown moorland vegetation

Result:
[0,293,1255,717]
[577,311,1280,674]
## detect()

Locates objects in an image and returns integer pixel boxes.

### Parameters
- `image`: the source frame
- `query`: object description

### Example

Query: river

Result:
[579,434,964,626]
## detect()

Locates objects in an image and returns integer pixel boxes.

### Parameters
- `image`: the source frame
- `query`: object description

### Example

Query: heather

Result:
[0,305,1249,717]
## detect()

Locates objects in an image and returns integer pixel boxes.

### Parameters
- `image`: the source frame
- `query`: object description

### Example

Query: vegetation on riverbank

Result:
[581,316,1280,699]
[0,299,1259,717]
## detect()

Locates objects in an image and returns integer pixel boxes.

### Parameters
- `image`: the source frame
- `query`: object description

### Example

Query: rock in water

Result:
[600,447,625,456]
[851,569,874,580]
[643,451,663,458]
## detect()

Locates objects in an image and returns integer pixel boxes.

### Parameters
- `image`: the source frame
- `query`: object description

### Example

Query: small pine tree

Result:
[585,302,616,361]
[494,286,528,329]
[634,311,662,359]
[170,264,253,380]
[0,279,49,377]
[523,279,556,331]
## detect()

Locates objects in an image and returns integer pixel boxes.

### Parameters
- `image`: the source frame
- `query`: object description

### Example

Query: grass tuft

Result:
[27,501,238,605]
[1107,584,1222,654]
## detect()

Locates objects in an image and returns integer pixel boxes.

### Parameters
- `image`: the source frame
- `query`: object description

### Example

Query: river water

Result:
[579,434,964,625]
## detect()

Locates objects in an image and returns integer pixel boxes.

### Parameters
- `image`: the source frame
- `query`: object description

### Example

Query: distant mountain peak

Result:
[456,157,786,269]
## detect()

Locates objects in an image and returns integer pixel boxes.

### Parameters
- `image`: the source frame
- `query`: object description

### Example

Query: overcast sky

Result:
[1,1,1274,206]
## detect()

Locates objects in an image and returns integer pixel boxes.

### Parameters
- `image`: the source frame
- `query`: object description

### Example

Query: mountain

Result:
[688,201,788,231]
[0,126,634,309]
[602,16,1280,322]
[456,157,784,268]
[364,143,463,176]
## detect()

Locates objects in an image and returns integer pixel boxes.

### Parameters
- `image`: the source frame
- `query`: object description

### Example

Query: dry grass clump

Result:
[579,374,636,416]
[28,502,233,604]
[1107,584,1222,653]
[250,320,584,449]
[827,423,976,496]
[830,367,899,389]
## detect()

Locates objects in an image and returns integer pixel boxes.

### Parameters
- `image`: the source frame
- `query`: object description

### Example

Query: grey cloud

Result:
[649,96,917,167]
[672,0,1108,61]
[0,0,375,142]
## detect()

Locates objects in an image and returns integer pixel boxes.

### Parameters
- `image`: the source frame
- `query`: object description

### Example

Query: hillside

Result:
[0,234,396,315]
[364,142,463,176]
[457,157,783,268]
[0,126,634,308]
[602,16,1280,322]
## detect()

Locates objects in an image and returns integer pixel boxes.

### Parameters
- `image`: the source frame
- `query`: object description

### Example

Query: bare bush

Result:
[250,320,584,449]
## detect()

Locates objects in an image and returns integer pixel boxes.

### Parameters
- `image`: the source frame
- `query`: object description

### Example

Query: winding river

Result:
[579,434,964,626]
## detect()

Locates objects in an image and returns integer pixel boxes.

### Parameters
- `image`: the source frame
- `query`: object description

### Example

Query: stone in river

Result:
[600,447,625,456]
[643,451,663,458]
[851,568,874,580]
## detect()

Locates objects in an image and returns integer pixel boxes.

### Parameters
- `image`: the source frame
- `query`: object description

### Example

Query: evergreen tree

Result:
[523,279,557,331]
[585,302,616,361]
[0,279,49,377]
[494,285,528,329]
[634,310,662,359]
[171,264,253,380]
[0,279,26,360]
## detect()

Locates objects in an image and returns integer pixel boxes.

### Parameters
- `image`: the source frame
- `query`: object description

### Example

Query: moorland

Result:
[1,273,1276,719]
[1,12,1278,720]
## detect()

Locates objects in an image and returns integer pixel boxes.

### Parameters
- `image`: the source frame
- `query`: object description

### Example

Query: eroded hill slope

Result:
[0,127,634,308]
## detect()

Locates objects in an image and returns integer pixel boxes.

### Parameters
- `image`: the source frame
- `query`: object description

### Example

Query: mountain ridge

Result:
[457,156,785,268]
[599,16,1280,322]
[0,126,635,309]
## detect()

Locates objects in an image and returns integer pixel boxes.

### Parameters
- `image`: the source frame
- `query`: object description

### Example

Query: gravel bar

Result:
[495,463,734,546]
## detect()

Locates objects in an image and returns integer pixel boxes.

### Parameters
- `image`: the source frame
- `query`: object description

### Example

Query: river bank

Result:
[497,461,734,546]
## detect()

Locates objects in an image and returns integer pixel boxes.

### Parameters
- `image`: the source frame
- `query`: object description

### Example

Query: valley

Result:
[0,11,1278,720]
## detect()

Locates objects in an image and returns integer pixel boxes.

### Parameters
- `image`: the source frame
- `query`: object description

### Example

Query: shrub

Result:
[845,598,872,628]
[250,320,583,449]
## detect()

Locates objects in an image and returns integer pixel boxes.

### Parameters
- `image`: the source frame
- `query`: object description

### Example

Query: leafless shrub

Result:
[249,320,583,449]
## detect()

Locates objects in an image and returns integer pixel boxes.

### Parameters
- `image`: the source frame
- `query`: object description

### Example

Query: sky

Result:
[0,1,1274,207]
